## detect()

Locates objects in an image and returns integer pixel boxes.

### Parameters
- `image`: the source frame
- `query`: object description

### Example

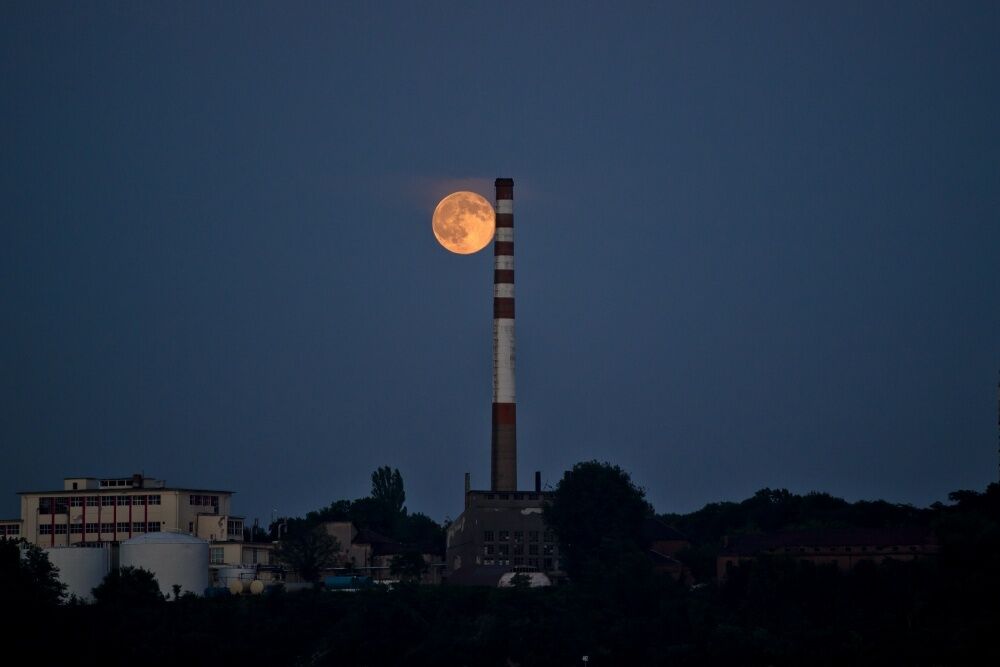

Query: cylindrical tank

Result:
[45,546,111,602]
[217,566,256,587]
[498,571,552,588]
[120,532,209,598]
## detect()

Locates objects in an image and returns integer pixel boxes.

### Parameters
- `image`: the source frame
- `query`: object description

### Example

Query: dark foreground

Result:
[8,555,1000,667]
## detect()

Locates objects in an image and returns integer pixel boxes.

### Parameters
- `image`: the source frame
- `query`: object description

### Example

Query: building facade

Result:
[2,474,271,571]
[446,483,563,585]
[717,527,939,580]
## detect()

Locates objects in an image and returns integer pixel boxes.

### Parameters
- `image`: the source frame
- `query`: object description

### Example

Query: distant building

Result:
[643,517,691,582]
[320,520,445,585]
[446,475,563,586]
[717,527,939,580]
[2,473,272,575]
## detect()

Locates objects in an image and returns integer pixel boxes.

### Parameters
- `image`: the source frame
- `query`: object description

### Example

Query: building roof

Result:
[721,527,936,555]
[643,517,689,543]
[17,487,234,495]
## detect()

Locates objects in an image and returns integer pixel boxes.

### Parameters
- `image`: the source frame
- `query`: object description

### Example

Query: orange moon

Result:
[432,191,495,254]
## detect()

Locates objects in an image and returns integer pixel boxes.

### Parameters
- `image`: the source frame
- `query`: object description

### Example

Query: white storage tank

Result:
[120,531,209,598]
[498,571,552,588]
[217,566,256,588]
[45,546,111,602]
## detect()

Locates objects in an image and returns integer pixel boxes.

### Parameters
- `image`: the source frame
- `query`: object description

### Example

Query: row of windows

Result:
[484,493,540,501]
[769,545,918,554]
[482,530,555,543]
[0,525,20,536]
[39,522,162,535]
[190,495,219,507]
[39,495,162,512]
[483,557,555,570]
[484,543,556,557]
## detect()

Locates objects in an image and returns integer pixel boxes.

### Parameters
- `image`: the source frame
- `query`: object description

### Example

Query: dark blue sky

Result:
[3,2,998,526]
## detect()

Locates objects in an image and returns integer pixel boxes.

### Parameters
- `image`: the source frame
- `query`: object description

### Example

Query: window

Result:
[132,496,145,505]
[100,523,114,533]
[227,520,243,536]
[486,494,495,500]
[514,494,523,500]
[210,548,224,565]
[543,558,553,571]
[148,495,161,505]
[70,497,84,507]
[117,496,130,506]
[70,524,83,534]
[55,524,68,535]
[190,495,201,505]
[513,544,524,555]
[133,522,146,533]
[116,522,129,533]
[483,531,494,542]
[86,497,98,507]
[528,544,539,555]
[40,525,53,535]
[498,544,509,556]
[527,494,538,500]
[86,523,99,533]
[499,494,509,500]
[147,522,161,532]
[499,531,509,542]
[543,531,554,543]
[528,558,538,568]
[209,496,219,507]
[101,496,115,507]
[513,531,523,543]
[528,531,539,542]
[513,557,524,566]
[543,544,554,556]
[72,482,78,490]
[485,544,495,555]
[39,498,67,513]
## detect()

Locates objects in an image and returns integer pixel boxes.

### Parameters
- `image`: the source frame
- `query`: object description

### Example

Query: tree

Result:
[0,539,65,608]
[275,525,340,582]
[371,465,406,516]
[544,460,653,583]
[389,551,427,582]
[92,566,163,606]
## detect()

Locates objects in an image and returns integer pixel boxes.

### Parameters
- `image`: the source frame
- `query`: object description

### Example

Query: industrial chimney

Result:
[492,178,516,491]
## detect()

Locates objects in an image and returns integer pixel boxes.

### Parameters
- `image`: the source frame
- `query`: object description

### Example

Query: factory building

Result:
[0,473,273,587]
[446,179,563,585]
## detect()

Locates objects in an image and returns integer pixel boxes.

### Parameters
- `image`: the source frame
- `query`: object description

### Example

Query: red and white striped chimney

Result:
[492,178,516,491]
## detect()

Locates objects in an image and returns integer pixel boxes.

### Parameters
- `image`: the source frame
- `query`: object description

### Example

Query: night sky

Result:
[3,3,999,527]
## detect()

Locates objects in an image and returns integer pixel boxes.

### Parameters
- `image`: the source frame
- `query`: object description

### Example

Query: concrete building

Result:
[321,521,445,585]
[717,527,939,581]
[2,473,273,580]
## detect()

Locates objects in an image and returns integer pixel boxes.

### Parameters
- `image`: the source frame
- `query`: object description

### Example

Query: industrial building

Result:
[445,179,564,585]
[716,527,939,580]
[0,473,274,593]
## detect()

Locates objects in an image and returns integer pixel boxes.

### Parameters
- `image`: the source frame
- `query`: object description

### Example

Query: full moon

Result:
[432,191,495,254]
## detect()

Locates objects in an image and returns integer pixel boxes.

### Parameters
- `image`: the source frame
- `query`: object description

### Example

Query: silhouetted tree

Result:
[389,551,427,581]
[0,539,65,608]
[371,465,406,516]
[275,525,340,582]
[544,460,653,583]
[92,566,163,606]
